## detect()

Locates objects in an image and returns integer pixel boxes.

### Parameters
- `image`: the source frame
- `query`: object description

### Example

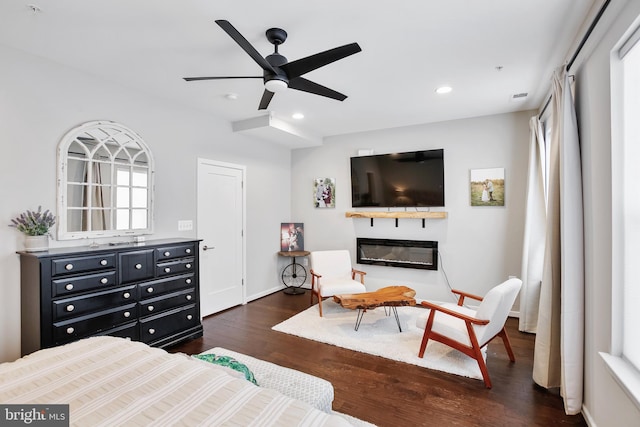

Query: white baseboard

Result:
[246,284,311,303]
[581,404,595,426]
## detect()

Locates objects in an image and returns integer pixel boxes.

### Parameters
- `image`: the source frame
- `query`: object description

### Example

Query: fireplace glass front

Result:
[356,238,438,270]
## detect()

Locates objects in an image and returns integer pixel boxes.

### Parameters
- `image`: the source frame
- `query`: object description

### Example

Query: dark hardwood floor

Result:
[169,290,586,427]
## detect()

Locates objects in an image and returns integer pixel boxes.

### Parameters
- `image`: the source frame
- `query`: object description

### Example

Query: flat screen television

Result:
[350,149,444,207]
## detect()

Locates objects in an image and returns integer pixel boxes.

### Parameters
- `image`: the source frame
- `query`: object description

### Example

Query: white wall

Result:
[574,0,640,424]
[0,45,291,362]
[291,111,531,303]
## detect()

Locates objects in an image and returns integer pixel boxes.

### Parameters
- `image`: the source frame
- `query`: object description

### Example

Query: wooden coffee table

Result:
[333,286,416,332]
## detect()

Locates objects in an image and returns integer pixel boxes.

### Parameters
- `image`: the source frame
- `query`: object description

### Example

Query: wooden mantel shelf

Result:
[345,211,447,219]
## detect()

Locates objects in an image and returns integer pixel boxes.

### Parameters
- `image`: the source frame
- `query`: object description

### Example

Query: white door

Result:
[197,158,245,317]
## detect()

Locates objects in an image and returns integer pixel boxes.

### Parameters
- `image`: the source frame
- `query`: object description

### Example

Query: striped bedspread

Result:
[0,336,351,426]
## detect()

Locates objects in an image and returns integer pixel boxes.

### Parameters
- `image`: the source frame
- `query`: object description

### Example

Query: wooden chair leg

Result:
[466,322,492,389]
[310,277,315,306]
[474,346,492,389]
[418,311,436,358]
[318,296,323,317]
[497,327,516,362]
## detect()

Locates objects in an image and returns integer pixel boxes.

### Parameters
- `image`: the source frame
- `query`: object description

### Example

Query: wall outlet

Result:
[178,220,193,231]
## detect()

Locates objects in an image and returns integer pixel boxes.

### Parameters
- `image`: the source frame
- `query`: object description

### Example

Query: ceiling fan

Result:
[183,20,362,110]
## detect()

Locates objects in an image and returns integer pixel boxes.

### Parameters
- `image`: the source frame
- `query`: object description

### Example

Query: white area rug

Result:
[272,299,485,381]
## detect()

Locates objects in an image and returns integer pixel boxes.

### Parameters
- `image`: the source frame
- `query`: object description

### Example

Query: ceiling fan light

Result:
[265,79,288,93]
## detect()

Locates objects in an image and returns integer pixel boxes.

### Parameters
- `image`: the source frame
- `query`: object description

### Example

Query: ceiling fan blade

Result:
[281,43,361,79]
[183,76,262,81]
[215,20,276,73]
[258,90,275,110]
[288,77,347,101]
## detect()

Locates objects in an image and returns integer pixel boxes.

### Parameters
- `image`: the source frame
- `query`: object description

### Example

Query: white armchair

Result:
[416,278,522,388]
[309,250,367,317]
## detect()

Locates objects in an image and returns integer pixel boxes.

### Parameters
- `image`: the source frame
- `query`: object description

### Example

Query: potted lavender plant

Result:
[9,206,56,252]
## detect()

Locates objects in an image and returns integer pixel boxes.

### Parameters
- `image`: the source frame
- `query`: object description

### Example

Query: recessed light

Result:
[224,93,238,100]
[435,86,452,94]
[292,113,304,120]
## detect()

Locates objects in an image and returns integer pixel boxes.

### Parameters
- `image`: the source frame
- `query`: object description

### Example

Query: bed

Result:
[0,336,353,426]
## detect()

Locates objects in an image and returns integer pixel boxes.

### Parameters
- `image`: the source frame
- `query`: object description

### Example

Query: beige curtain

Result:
[519,117,547,333]
[82,162,107,231]
[533,68,584,415]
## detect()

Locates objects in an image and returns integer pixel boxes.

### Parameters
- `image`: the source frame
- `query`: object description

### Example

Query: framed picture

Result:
[470,168,505,206]
[280,223,304,251]
[314,178,335,208]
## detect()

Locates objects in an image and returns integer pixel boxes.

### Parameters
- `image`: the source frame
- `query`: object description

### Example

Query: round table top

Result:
[278,250,310,257]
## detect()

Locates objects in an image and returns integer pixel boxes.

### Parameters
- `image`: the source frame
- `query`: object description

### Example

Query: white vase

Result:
[24,235,49,252]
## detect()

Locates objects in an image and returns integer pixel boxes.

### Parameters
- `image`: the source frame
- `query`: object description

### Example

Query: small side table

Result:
[278,250,310,295]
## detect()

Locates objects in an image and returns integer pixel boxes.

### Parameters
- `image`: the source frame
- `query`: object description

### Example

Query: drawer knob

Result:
[164,251,170,257]
[164,267,171,273]
[186,295,192,301]
[148,306,154,312]
[187,314,193,320]
[66,327,74,334]
[66,304,75,312]
[186,263,192,269]
[65,284,74,291]
[100,278,108,284]
[65,263,74,271]
[124,312,131,318]
[186,278,192,284]
[100,259,108,266]
[135,263,143,270]
[147,287,154,293]
[123,292,131,299]
[186,248,192,254]
[148,328,156,335]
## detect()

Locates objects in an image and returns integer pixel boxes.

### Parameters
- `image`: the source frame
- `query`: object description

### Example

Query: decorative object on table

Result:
[280,223,304,251]
[9,206,56,252]
[277,250,310,295]
[470,168,505,206]
[314,177,335,208]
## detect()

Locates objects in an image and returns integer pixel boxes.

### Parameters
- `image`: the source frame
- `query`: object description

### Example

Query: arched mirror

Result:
[57,120,154,240]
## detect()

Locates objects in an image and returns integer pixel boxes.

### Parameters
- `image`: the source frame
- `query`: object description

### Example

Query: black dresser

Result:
[19,238,203,356]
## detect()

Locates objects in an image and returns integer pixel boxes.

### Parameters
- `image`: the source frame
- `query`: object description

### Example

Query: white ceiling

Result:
[0,0,597,147]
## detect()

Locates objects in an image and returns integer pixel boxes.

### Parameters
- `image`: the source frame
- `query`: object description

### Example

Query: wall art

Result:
[470,168,505,206]
[280,223,304,251]
[314,177,335,208]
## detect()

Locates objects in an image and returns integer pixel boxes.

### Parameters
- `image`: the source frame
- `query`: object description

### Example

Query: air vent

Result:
[512,92,528,99]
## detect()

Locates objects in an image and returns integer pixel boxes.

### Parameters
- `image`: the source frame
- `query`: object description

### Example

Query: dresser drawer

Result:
[156,258,195,277]
[52,271,117,297]
[139,274,195,298]
[156,243,196,261]
[119,249,155,283]
[140,304,199,343]
[99,321,139,341]
[52,254,116,277]
[53,285,136,321]
[53,303,137,344]
[139,288,196,316]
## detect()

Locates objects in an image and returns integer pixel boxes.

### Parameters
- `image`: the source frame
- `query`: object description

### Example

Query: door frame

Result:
[196,157,247,311]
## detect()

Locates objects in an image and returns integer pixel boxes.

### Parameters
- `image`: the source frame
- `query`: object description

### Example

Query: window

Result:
[603,22,640,410]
